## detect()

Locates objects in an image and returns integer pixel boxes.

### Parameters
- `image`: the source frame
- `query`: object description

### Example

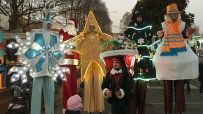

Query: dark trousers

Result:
[200,80,203,93]
[111,103,130,114]
[184,80,191,94]
[130,80,147,114]
[163,80,185,113]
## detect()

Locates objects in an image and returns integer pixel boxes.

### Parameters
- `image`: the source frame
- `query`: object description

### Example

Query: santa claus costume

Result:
[59,18,79,111]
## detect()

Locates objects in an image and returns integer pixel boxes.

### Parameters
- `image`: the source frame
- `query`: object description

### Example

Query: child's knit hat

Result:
[67,95,83,111]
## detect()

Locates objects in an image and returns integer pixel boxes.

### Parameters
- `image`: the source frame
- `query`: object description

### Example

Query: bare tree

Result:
[119,12,132,33]
[56,0,112,34]
[0,0,112,34]
[56,0,86,30]
[91,0,112,34]
[0,0,44,30]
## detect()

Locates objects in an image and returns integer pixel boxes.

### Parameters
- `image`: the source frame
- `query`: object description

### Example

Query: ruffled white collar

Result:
[110,68,122,75]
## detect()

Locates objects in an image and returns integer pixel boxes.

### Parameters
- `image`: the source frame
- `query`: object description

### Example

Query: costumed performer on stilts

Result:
[59,17,79,112]
[153,3,198,114]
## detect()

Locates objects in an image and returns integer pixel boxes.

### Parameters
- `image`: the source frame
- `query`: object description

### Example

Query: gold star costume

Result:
[70,10,113,113]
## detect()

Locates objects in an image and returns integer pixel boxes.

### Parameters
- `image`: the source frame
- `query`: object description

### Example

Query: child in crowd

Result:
[65,95,83,114]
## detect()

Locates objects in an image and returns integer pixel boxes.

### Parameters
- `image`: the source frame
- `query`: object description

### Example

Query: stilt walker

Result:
[68,11,113,113]
[7,2,76,114]
[153,3,198,114]
[124,2,156,114]
[59,18,79,111]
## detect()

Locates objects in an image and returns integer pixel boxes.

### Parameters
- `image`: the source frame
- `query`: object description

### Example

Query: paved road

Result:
[1,79,203,114]
[81,79,203,114]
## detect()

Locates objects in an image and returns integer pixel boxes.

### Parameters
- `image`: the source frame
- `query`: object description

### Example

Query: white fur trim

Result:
[100,49,138,60]
[102,88,110,98]
[117,88,125,99]
[110,69,122,75]
[67,20,75,25]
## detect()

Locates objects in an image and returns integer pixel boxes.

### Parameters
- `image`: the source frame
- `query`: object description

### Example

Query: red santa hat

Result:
[67,17,78,29]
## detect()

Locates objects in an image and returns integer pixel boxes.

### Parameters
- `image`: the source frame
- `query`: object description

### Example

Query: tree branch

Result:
[17,0,25,8]
[0,3,10,15]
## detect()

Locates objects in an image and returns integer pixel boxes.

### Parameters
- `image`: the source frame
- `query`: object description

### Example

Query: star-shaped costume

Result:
[69,10,113,113]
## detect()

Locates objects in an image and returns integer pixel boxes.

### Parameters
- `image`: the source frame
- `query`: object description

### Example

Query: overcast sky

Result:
[102,0,203,34]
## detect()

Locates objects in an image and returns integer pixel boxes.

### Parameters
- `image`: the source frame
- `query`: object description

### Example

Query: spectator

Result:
[65,95,83,114]
[101,56,133,114]
[184,79,193,95]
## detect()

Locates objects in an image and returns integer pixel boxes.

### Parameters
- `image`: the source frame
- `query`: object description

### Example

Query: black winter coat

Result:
[101,71,133,106]
[65,110,80,114]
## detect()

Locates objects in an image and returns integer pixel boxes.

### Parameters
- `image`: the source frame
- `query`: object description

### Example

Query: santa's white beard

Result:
[63,25,77,36]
